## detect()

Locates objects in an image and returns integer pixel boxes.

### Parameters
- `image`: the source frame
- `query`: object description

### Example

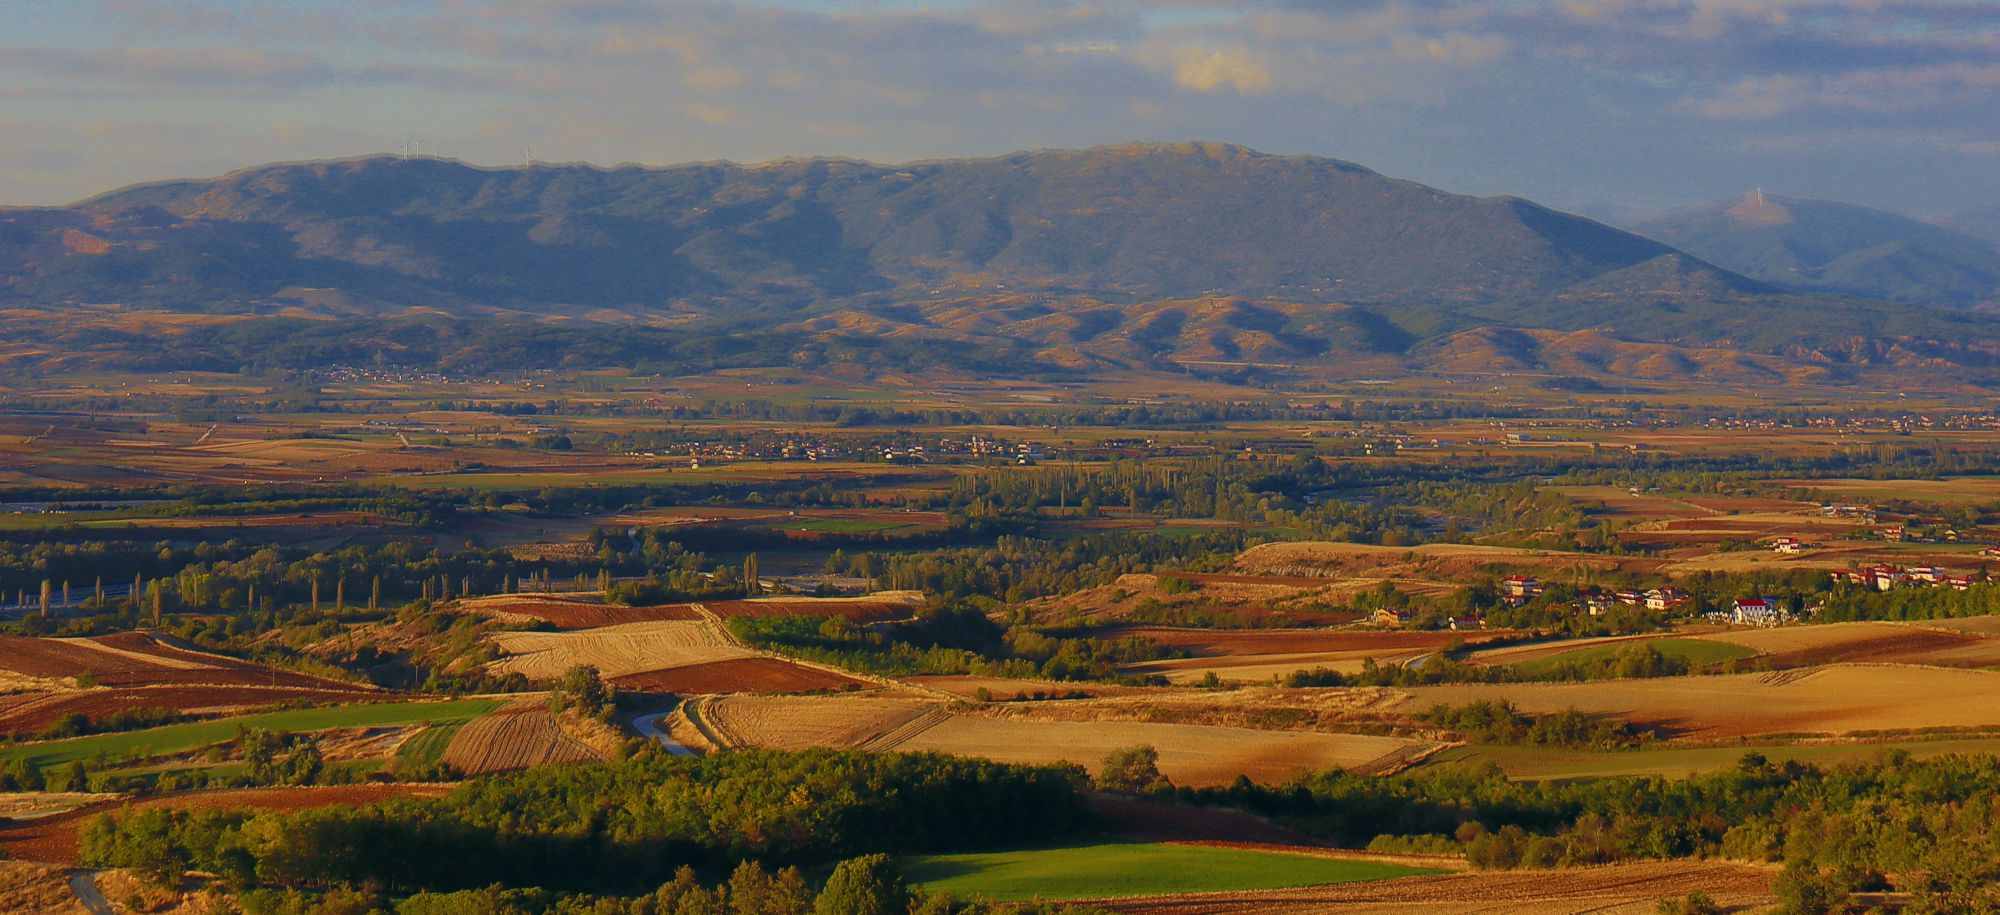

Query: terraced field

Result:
[440,704,606,775]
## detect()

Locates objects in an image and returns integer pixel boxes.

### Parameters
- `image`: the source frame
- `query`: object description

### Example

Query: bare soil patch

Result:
[609,657,868,695]
[1699,622,2000,669]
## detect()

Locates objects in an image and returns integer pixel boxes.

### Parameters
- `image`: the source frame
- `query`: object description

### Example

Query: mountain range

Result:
[1,142,1996,387]
[1632,193,2000,308]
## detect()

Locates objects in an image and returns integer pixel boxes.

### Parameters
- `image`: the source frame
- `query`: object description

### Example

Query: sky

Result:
[2,0,1998,221]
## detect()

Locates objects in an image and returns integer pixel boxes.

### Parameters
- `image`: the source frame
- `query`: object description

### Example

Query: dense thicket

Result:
[82,750,1090,894]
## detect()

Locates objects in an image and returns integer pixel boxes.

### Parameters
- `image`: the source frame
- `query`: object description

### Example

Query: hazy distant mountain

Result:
[1634,193,2000,307]
[1,143,1997,386]
[1947,204,2000,247]
[3,141,1756,315]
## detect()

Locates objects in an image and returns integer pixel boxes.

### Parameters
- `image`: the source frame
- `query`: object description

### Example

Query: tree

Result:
[549,665,615,719]
[1097,745,1164,794]
[814,854,906,915]
[745,553,762,597]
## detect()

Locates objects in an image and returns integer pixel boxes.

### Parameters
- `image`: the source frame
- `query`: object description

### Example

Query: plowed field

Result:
[608,657,866,694]
[441,705,606,775]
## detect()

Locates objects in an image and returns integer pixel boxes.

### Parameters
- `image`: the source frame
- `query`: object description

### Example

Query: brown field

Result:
[1778,477,2000,506]
[698,593,923,621]
[0,784,452,864]
[486,619,749,680]
[1234,541,1627,581]
[905,674,1141,701]
[701,695,1435,786]
[0,685,379,737]
[1112,627,1498,684]
[440,704,606,775]
[1397,665,2000,740]
[1696,621,2000,669]
[0,632,363,692]
[1095,858,1776,914]
[700,695,933,750]
[609,657,868,694]
[456,593,702,629]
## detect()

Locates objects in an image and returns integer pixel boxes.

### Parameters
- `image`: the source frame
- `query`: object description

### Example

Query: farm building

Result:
[1499,575,1544,606]
[1729,598,1787,626]
[1645,588,1692,612]
[1771,537,1807,554]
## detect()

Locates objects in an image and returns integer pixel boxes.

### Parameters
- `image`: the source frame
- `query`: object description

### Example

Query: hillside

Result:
[1634,193,2000,308]
[1948,204,2000,247]
[0,143,1997,386]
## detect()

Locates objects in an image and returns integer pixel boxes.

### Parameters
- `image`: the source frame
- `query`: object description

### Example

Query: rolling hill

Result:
[1633,192,2000,308]
[1,143,1997,386]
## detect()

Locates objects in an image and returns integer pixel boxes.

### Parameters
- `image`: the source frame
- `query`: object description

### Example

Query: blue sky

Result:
[3,0,1997,220]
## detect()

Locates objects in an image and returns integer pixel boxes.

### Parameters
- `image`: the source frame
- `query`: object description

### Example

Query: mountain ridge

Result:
[1,143,1995,387]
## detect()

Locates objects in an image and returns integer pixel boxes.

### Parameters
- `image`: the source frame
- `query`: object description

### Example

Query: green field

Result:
[902,841,1442,902]
[0,698,504,769]
[394,722,467,767]
[1435,735,2000,781]
[1513,637,1755,677]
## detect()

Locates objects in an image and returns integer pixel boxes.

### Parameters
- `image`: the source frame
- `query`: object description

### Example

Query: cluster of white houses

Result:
[1833,563,1978,592]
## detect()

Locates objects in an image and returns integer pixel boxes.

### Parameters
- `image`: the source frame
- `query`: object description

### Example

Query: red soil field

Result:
[0,632,359,691]
[699,599,913,621]
[1758,629,1999,669]
[0,784,452,864]
[609,657,867,694]
[0,686,377,737]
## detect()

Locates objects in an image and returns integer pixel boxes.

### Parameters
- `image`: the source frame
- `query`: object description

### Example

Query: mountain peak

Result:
[1725,190,1794,227]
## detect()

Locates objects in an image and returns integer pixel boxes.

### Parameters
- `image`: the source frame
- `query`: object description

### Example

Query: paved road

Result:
[632,710,698,756]
[68,869,113,915]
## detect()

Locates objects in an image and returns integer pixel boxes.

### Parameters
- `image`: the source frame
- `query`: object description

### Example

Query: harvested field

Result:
[457,594,701,629]
[1094,858,1776,914]
[1922,616,2000,636]
[1114,627,1498,684]
[1696,622,2000,669]
[609,657,868,694]
[896,716,1432,785]
[441,704,606,775]
[0,859,88,914]
[700,695,933,750]
[0,784,452,864]
[486,619,748,680]
[703,695,1435,786]
[1397,665,2000,740]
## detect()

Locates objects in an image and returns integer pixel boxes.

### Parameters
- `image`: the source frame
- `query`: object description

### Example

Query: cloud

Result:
[1,0,1998,213]
[1169,47,1274,94]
